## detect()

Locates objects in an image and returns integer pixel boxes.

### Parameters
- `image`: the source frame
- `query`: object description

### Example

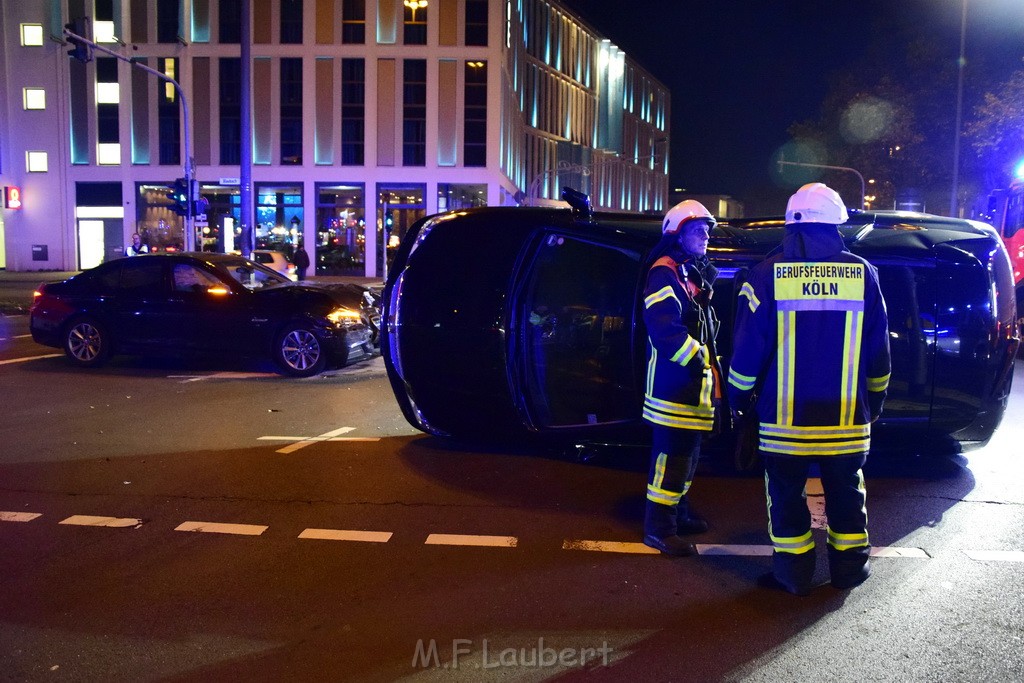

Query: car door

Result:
[169,262,258,354]
[515,233,644,428]
[112,258,181,350]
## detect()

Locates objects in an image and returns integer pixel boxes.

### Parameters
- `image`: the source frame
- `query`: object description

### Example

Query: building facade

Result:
[0,0,669,275]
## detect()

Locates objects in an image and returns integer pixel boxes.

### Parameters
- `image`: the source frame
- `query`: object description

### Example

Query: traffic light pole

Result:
[63,28,197,251]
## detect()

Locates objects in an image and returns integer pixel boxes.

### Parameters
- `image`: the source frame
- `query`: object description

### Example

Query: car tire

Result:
[63,316,112,367]
[274,323,327,377]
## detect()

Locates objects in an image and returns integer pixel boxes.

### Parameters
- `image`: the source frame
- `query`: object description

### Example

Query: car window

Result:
[519,234,642,428]
[173,263,225,292]
[253,253,272,264]
[223,262,285,290]
[118,260,165,295]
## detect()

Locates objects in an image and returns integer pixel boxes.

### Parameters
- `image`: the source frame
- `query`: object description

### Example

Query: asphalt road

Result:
[1,313,1022,682]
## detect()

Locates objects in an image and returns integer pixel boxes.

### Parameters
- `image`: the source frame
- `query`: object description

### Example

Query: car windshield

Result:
[216,257,289,290]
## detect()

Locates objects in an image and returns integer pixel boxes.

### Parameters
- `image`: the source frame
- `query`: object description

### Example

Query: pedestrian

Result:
[727,182,891,595]
[293,241,310,280]
[125,232,148,256]
[641,200,724,557]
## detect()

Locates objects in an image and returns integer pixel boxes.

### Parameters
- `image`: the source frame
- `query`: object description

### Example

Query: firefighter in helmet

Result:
[727,182,891,595]
[641,199,723,556]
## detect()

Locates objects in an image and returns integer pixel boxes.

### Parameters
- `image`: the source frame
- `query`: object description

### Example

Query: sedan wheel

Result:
[275,324,327,377]
[63,317,111,367]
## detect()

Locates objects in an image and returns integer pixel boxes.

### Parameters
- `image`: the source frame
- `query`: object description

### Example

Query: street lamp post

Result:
[950,0,968,217]
[777,158,866,210]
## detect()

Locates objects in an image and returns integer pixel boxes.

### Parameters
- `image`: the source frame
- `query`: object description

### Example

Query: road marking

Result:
[175,521,268,536]
[697,544,774,556]
[0,334,32,340]
[963,550,1024,562]
[0,353,62,365]
[562,539,660,554]
[806,477,827,529]
[299,528,393,543]
[60,515,142,528]
[258,435,380,443]
[425,533,518,548]
[0,511,42,522]
[271,426,377,454]
[871,546,930,558]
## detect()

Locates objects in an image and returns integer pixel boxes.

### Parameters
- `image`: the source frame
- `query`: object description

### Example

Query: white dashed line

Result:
[258,435,380,443]
[0,511,42,522]
[963,550,1024,562]
[175,521,268,536]
[425,534,518,548]
[0,354,62,365]
[697,544,774,556]
[562,540,660,554]
[60,515,142,528]
[870,546,930,558]
[299,528,393,543]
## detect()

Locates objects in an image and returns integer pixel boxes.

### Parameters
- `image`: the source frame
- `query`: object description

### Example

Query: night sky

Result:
[558,0,1024,213]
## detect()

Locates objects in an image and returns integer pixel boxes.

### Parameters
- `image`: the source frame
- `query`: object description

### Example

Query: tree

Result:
[965,62,1024,192]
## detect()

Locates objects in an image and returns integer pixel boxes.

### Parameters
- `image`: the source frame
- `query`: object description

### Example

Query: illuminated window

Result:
[97,143,121,165]
[27,151,48,172]
[23,88,46,110]
[20,24,44,46]
[96,82,120,104]
[94,20,116,43]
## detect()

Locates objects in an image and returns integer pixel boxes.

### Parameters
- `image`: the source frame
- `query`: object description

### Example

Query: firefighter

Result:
[727,182,891,595]
[641,200,723,556]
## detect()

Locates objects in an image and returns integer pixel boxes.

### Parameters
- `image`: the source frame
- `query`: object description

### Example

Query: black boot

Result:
[829,546,871,589]
[677,497,709,535]
[643,501,696,557]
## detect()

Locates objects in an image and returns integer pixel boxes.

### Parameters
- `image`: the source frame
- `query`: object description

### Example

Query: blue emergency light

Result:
[1014,158,1024,182]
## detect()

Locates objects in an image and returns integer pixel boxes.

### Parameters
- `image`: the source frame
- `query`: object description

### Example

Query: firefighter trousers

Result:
[644,425,702,538]
[764,453,871,591]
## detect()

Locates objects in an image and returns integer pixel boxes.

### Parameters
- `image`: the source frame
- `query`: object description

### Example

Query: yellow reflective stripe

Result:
[644,285,678,309]
[698,364,713,408]
[841,310,864,425]
[868,372,890,392]
[760,423,870,437]
[646,346,657,396]
[652,451,668,489]
[827,527,869,550]
[777,310,796,424]
[728,367,757,391]
[760,439,870,456]
[738,281,760,312]
[644,396,714,417]
[647,484,683,505]
[642,409,715,431]
[769,529,815,554]
[670,336,701,364]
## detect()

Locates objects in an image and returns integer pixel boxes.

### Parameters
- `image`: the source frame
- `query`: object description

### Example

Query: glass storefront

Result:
[256,183,303,260]
[315,183,365,275]
[438,183,487,211]
[377,184,426,277]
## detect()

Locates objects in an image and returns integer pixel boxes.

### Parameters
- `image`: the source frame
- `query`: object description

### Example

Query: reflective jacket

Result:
[726,224,891,457]
[642,251,721,431]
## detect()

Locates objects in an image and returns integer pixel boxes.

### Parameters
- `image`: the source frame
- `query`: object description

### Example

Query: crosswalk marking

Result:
[562,540,660,554]
[0,511,42,522]
[425,534,518,548]
[60,515,142,528]
[175,521,268,536]
[299,528,393,543]
[963,550,1024,562]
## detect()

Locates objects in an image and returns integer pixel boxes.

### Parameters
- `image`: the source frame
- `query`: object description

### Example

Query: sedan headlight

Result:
[327,307,362,326]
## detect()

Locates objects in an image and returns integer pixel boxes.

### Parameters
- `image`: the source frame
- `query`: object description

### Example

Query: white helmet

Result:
[662,200,716,235]
[785,182,849,225]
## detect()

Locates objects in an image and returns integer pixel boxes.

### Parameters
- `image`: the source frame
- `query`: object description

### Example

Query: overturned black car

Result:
[382,192,1018,457]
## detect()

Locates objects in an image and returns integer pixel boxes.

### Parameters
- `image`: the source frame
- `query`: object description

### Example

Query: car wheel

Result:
[274,323,327,377]
[63,316,112,367]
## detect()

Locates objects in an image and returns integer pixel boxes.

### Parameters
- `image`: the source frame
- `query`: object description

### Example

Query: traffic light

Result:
[64,17,93,64]
[384,210,394,232]
[165,178,190,216]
